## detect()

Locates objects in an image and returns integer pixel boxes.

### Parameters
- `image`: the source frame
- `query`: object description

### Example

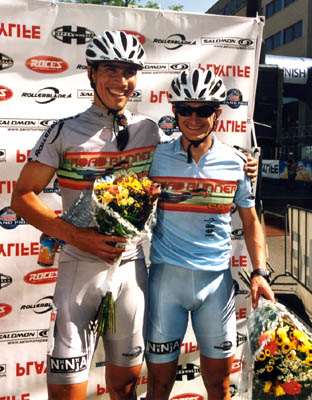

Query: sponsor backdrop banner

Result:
[262,159,312,181]
[0,1,263,398]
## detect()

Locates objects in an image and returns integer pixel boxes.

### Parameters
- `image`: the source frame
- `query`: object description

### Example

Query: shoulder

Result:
[128,112,158,129]
[216,140,247,166]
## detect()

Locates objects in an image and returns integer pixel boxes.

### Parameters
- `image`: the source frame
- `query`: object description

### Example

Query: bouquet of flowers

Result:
[247,299,312,399]
[92,174,159,237]
[38,173,160,336]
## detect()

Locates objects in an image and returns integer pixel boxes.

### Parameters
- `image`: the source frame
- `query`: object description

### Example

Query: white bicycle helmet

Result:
[86,30,145,70]
[168,68,226,103]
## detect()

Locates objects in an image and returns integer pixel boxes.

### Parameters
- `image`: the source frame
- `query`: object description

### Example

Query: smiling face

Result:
[173,102,221,143]
[89,62,138,112]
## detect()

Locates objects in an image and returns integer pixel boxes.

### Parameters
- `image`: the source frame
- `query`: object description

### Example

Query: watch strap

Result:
[250,268,271,283]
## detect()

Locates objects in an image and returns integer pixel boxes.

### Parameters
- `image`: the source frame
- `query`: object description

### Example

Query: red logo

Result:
[231,359,242,374]
[0,85,13,101]
[0,303,12,318]
[24,268,58,284]
[25,56,68,74]
[171,394,204,400]
[122,30,146,44]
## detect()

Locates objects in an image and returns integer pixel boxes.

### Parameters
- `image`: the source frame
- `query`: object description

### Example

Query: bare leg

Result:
[200,354,234,400]
[146,360,178,400]
[48,382,88,400]
[106,363,142,400]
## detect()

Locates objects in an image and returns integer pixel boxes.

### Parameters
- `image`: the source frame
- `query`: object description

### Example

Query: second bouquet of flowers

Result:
[247,299,312,399]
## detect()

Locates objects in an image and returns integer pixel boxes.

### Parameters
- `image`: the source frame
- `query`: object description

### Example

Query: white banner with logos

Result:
[0,1,263,398]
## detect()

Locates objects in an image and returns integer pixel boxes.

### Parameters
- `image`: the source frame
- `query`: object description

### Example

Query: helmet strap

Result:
[175,112,214,163]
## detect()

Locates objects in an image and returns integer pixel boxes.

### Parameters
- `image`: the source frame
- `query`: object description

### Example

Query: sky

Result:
[141,0,218,13]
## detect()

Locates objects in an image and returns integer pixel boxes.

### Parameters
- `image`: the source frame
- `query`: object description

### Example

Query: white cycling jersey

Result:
[30,104,163,261]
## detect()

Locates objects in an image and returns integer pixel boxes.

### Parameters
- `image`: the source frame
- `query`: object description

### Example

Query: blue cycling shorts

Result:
[146,263,236,363]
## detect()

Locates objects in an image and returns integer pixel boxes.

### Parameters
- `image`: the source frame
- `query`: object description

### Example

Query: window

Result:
[223,0,246,14]
[265,0,283,18]
[265,31,283,50]
[283,21,303,44]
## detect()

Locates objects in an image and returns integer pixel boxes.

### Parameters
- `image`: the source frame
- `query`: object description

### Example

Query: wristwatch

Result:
[250,268,271,283]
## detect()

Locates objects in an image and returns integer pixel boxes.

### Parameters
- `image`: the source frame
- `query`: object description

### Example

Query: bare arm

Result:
[11,161,125,263]
[238,206,275,308]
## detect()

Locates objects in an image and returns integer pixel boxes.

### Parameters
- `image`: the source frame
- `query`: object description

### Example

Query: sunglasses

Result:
[116,127,129,151]
[175,104,217,118]
[114,114,129,151]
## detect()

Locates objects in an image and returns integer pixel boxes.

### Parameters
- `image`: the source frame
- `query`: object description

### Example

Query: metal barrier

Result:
[285,205,312,294]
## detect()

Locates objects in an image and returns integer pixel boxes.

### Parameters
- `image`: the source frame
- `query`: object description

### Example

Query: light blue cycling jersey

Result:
[149,134,255,271]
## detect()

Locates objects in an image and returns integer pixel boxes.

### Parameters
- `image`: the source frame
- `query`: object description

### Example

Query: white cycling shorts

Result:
[47,255,147,384]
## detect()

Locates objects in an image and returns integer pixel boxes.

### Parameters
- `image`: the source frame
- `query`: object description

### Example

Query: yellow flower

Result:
[304,357,312,366]
[282,344,291,354]
[293,329,309,342]
[257,351,266,361]
[274,384,286,397]
[142,177,152,189]
[263,381,273,393]
[265,348,271,357]
[266,365,274,372]
[99,191,114,205]
[277,327,290,345]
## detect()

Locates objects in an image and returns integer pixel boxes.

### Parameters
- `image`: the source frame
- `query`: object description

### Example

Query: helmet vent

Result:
[210,80,222,95]
[106,31,114,44]
[198,88,206,98]
[94,38,109,55]
[181,71,187,85]
[86,49,96,57]
[120,31,128,51]
[128,50,135,59]
[138,48,144,59]
[192,69,199,92]
[184,88,192,99]
[171,81,181,96]
[204,70,212,84]
[113,48,122,59]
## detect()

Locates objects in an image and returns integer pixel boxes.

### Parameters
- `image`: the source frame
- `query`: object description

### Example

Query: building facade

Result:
[207,0,312,161]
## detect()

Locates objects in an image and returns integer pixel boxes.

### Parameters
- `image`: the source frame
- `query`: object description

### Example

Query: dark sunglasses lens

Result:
[197,106,216,118]
[176,106,192,117]
[116,127,129,151]
[177,105,216,118]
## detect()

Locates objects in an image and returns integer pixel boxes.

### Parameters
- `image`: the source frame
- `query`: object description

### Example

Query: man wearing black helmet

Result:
[145,68,275,400]
[11,32,258,400]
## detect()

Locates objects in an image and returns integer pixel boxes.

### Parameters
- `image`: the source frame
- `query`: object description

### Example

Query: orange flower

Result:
[281,381,302,395]
[265,340,278,355]
[258,332,271,345]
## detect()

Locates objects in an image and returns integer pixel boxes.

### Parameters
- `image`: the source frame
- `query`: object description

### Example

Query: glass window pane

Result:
[266,2,274,17]
[294,21,303,38]
[275,0,283,12]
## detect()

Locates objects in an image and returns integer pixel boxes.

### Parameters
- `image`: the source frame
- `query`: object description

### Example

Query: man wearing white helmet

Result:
[145,68,275,400]
[11,31,258,399]
[11,30,160,400]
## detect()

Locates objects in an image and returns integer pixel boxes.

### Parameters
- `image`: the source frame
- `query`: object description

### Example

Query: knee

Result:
[205,375,231,399]
[146,370,175,399]
[107,380,137,400]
